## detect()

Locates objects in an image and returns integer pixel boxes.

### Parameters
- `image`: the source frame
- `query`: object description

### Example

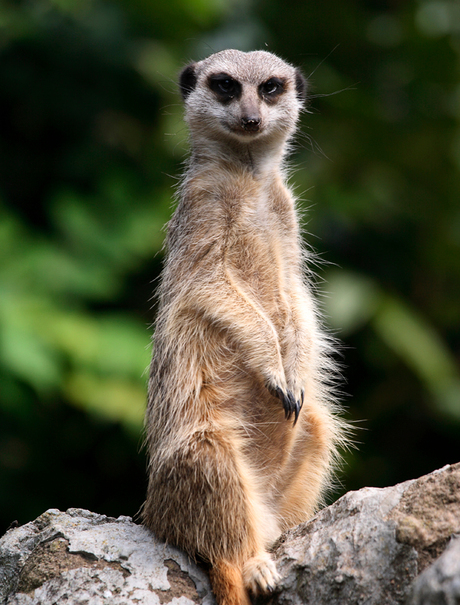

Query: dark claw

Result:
[284,391,292,419]
[286,391,296,420]
[293,400,300,425]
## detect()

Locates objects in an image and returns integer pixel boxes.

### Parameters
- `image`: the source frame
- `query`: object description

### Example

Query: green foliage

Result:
[0,0,459,532]
[325,270,460,420]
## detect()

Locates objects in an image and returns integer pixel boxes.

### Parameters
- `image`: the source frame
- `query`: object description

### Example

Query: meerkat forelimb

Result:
[143,49,348,605]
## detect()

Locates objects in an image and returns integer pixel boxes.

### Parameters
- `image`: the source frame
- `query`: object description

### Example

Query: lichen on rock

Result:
[0,508,214,605]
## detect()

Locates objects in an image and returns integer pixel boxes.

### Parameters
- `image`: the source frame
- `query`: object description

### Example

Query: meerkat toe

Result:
[283,390,301,424]
[243,553,280,595]
[287,384,304,425]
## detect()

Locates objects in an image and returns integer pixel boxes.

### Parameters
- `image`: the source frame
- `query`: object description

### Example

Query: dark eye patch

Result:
[259,77,286,101]
[208,73,242,102]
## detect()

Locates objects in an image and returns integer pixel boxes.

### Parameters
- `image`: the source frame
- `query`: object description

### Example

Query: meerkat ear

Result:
[179,64,197,100]
[295,69,307,104]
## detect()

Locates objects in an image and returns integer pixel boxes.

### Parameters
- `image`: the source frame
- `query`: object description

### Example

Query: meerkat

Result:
[143,49,347,605]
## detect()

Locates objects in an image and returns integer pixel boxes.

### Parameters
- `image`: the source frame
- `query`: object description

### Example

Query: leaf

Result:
[374,297,460,419]
[0,304,62,392]
[323,269,381,336]
[64,371,145,429]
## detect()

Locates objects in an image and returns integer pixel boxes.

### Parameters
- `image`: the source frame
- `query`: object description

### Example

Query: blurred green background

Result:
[1,0,459,535]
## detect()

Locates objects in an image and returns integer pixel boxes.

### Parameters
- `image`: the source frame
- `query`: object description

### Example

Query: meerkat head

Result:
[179,50,307,149]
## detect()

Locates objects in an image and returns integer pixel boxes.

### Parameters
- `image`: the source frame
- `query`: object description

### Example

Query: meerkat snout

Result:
[239,92,262,132]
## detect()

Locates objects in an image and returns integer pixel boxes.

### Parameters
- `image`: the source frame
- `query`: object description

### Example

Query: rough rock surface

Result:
[406,536,460,605]
[1,463,459,605]
[267,462,460,605]
[0,508,214,605]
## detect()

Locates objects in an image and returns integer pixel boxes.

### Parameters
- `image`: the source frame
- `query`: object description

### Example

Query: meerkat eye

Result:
[208,74,241,101]
[260,78,285,99]
[218,78,236,93]
[263,80,279,94]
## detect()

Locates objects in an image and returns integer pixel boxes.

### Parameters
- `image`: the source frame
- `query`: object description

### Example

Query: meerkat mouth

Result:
[223,121,265,139]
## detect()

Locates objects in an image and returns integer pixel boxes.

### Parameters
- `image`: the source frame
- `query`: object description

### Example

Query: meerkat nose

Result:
[241,116,261,132]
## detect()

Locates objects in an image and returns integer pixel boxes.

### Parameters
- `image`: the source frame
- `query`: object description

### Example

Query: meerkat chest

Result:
[187,169,298,303]
[225,194,295,310]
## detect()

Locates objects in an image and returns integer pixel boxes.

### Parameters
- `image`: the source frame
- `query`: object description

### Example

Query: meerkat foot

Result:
[243,553,280,595]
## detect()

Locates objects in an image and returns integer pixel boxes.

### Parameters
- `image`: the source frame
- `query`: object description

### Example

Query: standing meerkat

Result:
[143,49,348,605]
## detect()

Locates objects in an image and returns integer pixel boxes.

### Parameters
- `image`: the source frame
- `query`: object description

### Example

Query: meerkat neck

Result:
[189,134,288,179]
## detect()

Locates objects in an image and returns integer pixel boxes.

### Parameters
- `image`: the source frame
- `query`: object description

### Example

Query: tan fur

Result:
[143,49,349,605]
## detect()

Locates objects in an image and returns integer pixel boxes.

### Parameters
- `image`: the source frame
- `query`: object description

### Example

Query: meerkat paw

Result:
[243,553,280,595]
[266,377,303,425]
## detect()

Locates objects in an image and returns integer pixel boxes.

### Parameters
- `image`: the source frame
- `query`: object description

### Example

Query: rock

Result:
[406,536,460,605]
[0,463,459,605]
[268,462,460,605]
[0,508,214,605]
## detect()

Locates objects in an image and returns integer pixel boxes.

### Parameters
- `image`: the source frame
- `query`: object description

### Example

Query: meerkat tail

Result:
[209,560,251,605]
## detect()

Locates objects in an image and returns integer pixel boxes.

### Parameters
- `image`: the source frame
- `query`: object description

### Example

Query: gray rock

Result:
[267,462,460,605]
[268,483,418,605]
[406,535,460,605]
[1,463,459,605]
[0,508,215,605]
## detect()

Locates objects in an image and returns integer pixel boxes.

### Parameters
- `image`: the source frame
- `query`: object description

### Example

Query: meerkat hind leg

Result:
[147,426,280,603]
